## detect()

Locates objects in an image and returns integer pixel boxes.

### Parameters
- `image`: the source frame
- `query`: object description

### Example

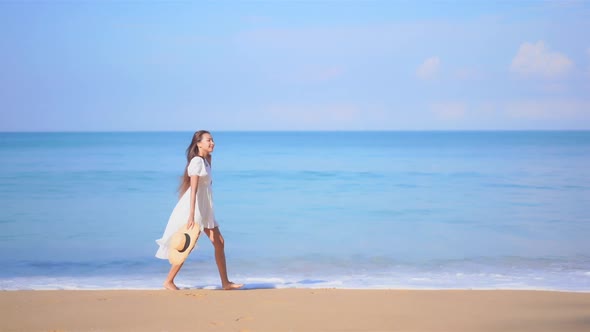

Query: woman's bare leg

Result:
[204,227,243,290]
[163,263,183,290]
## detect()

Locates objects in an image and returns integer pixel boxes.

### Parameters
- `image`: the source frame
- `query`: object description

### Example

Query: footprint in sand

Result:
[235,316,255,322]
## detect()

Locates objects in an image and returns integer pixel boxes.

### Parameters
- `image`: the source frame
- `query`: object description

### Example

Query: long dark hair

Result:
[178,130,210,197]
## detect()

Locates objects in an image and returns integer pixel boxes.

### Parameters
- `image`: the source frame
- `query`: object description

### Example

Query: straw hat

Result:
[168,224,200,265]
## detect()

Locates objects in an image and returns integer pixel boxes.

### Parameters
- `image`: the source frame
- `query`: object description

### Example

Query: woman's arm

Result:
[187,175,199,229]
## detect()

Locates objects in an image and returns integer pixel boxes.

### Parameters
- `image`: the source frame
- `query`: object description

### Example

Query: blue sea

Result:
[1,131,589,291]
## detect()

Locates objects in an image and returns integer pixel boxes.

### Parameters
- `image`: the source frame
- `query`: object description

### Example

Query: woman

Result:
[156,130,243,290]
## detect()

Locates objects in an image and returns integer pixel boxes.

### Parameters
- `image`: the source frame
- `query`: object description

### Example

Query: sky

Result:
[1,0,589,132]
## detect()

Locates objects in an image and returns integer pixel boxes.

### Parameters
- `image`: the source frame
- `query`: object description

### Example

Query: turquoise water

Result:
[1,131,589,290]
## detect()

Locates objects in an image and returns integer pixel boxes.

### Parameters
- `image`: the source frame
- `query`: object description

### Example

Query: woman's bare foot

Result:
[222,282,244,290]
[163,281,179,290]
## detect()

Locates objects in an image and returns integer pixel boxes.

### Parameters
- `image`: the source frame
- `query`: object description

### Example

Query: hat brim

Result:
[168,224,200,265]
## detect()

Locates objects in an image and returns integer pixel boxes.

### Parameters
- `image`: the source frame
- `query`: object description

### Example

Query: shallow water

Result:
[1,131,589,290]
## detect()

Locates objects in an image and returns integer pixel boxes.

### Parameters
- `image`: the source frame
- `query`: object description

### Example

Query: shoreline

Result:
[2,289,590,331]
[2,286,590,293]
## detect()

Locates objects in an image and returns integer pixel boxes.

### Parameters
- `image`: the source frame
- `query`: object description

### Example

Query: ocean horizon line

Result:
[1,129,590,134]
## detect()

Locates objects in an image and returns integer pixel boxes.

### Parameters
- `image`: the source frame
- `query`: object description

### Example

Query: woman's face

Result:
[198,133,215,153]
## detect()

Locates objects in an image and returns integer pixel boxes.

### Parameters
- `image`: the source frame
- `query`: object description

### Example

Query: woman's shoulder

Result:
[194,156,212,164]
[189,156,206,164]
[187,157,204,170]
[187,156,208,176]
[189,156,212,165]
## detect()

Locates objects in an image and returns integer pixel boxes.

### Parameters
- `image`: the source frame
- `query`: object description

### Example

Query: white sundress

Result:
[155,157,218,260]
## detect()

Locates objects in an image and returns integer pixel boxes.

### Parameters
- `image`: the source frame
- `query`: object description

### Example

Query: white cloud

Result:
[510,41,573,78]
[430,102,466,119]
[416,56,441,80]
